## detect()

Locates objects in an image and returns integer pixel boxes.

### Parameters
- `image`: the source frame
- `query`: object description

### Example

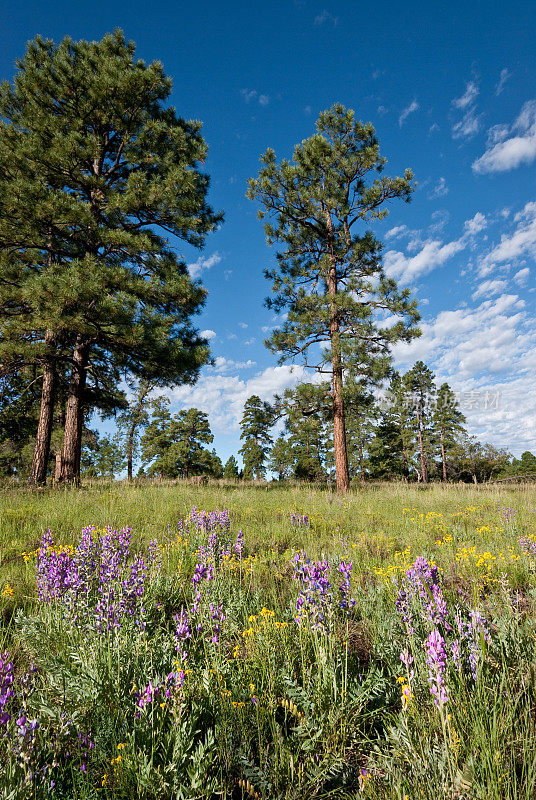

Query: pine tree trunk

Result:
[59,338,89,485]
[54,410,65,483]
[127,422,135,482]
[327,252,349,493]
[29,333,56,486]
[416,409,428,483]
[358,438,365,484]
[440,430,447,482]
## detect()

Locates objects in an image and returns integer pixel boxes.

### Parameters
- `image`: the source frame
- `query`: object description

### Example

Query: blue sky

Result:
[2,0,535,464]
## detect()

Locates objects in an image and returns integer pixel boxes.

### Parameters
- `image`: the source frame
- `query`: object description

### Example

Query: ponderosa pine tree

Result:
[248,104,420,492]
[116,380,155,482]
[268,437,293,481]
[432,383,466,481]
[280,384,329,481]
[0,31,220,485]
[141,399,215,479]
[403,362,436,483]
[239,395,274,480]
[223,455,240,480]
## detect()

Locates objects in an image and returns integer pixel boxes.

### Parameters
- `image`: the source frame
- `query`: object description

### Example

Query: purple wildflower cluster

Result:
[395,557,493,708]
[189,507,230,535]
[292,551,355,629]
[501,506,516,523]
[0,651,16,727]
[425,630,448,707]
[519,535,536,556]
[290,512,310,528]
[452,608,492,680]
[36,527,151,631]
[135,670,185,717]
[181,507,243,569]
[394,557,449,635]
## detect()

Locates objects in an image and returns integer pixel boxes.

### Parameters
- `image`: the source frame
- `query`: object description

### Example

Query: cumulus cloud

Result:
[214,357,256,372]
[385,225,409,240]
[513,267,530,286]
[472,279,508,299]
[200,329,216,340]
[187,252,222,279]
[464,212,487,236]
[478,201,536,276]
[392,293,536,453]
[384,239,466,284]
[451,81,481,140]
[399,100,419,127]
[165,365,308,432]
[472,100,536,174]
[383,211,486,284]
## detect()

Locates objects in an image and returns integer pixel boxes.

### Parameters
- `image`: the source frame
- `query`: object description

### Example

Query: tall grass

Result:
[0,480,535,798]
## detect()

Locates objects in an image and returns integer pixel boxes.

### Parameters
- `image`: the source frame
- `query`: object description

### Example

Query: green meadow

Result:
[0,482,535,799]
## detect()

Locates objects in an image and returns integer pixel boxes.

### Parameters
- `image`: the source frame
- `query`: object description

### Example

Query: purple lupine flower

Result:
[519,536,536,556]
[174,609,192,654]
[394,557,450,633]
[148,539,163,571]
[290,513,310,528]
[292,551,333,629]
[209,602,226,645]
[337,560,355,609]
[425,629,448,706]
[234,530,244,558]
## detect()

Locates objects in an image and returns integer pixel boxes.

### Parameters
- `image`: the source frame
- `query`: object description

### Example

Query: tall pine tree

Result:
[248,104,420,492]
[432,383,466,481]
[0,31,221,484]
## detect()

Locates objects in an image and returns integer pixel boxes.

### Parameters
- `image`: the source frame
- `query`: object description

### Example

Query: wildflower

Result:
[425,629,448,707]
[1,584,13,598]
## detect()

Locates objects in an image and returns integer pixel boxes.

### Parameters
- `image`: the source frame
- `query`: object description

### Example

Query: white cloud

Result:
[166,365,308,432]
[200,329,216,340]
[384,238,466,284]
[241,89,257,103]
[385,225,409,240]
[429,177,449,199]
[392,293,536,454]
[451,81,481,140]
[238,322,248,329]
[452,109,480,140]
[187,252,222,279]
[495,68,511,96]
[452,81,479,110]
[377,105,388,115]
[383,209,492,284]
[314,9,338,26]
[513,267,530,286]
[241,89,270,106]
[478,201,536,276]
[464,212,487,236]
[399,100,419,127]
[472,279,508,299]
[473,100,536,174]
[214,357,256,372]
